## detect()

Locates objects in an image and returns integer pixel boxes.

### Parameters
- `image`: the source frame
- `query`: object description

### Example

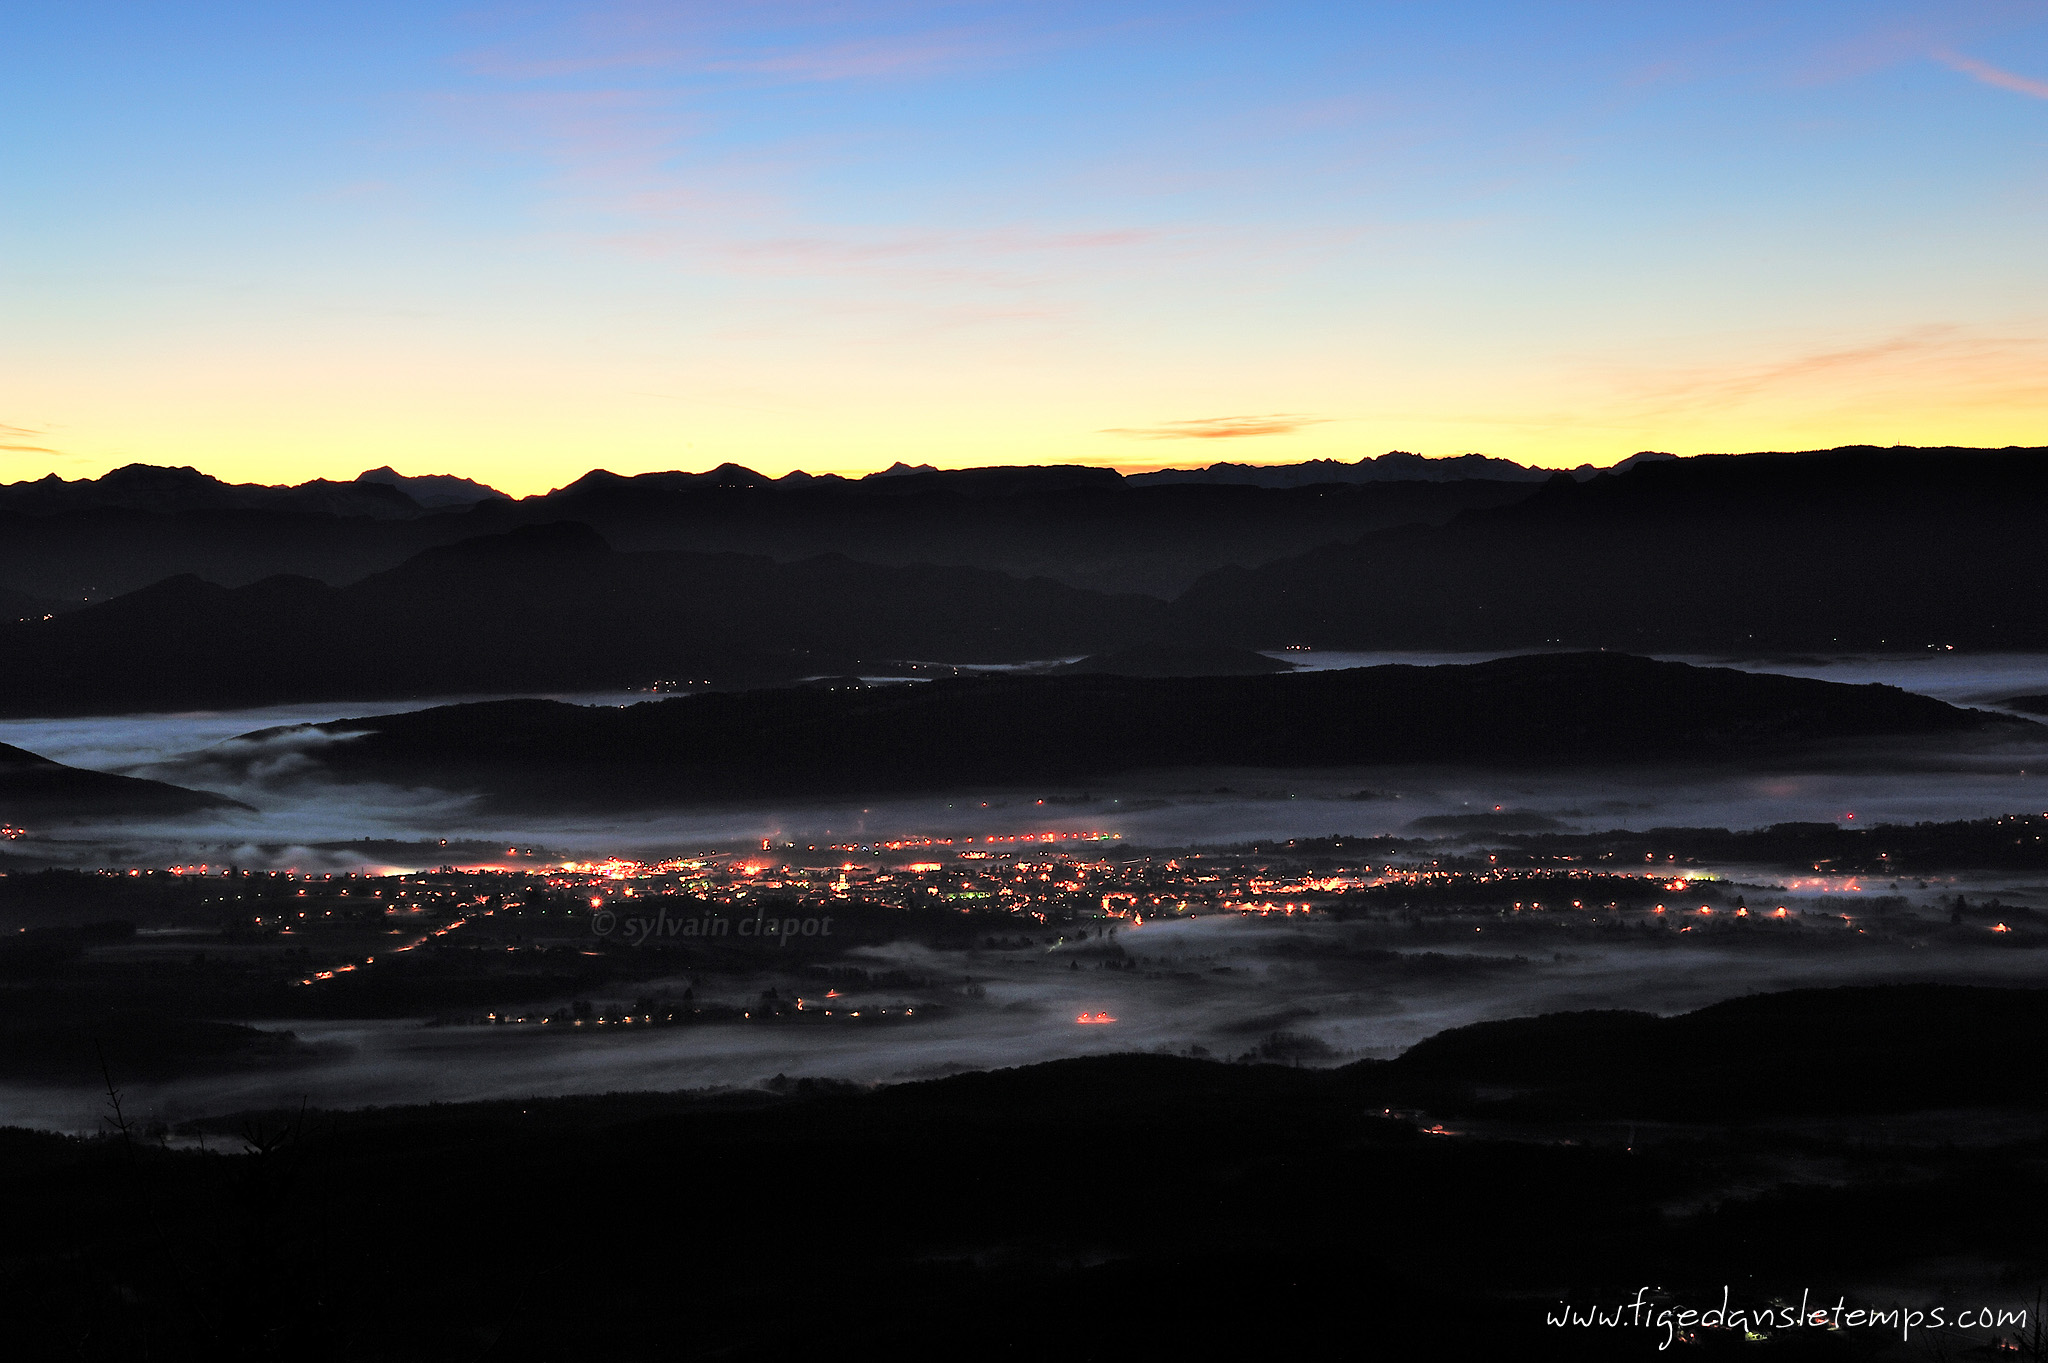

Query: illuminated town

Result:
[104,825,2042,939]
[5,824,2000,1033]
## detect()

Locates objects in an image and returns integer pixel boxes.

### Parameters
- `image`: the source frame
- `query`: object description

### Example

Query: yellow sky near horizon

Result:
[7,318,2042,498]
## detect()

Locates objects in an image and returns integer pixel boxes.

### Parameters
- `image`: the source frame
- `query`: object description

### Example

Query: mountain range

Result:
[1168,444,2048,651]
[0,522,1163,715]
[6,445,2048,713]
[1124,448,1676,487]
[0,459,1536,605]
[0,463,505,520]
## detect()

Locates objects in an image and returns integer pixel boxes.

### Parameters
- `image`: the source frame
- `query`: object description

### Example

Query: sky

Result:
[2,2,2046,496]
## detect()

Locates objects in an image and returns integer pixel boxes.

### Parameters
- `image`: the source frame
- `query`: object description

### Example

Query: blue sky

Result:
[3,1,2045,492]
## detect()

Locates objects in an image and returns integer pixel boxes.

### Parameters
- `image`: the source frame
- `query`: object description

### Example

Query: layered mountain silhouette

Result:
[352,466,507,509]
[0,464,510,608]
[0,743,247,821]
[1126,449,1674,487]
[0,464,462,519]
[0,460,1535,601]
[0,523,1164,714]
[428,464,1536,599]
[211,653,2028,810]
[8,446,2048,715]
[1168,444,2048,651]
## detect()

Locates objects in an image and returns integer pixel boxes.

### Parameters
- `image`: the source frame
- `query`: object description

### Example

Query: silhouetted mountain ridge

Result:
[1376,983,2048,1118]
[0,464,429,519]
[0,742,248,821]
[1170,444,2048,650]
[11,445,2048,671]
[0,464,1536,601]
[487,466,1529,597]
[1127,449,1674,487]
[354,466,507,509]
[220,653,2029,810]
[0,524,1164,715]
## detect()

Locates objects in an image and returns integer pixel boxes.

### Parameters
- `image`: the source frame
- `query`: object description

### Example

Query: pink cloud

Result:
[708,29,1009,82]
[1603,325,2048,424]
[456,3,1062,87]
[1935,47,2048,99]
[430,87,705,189]
[461,47,705,81]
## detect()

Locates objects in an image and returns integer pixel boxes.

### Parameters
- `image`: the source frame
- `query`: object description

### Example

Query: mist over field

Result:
[3,652,2046,874]
[2,653,2046,1133]
[6,735,2047,874]
[7,897,2047,1134]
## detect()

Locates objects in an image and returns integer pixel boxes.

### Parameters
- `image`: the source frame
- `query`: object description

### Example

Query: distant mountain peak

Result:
[354,466,507,508]
[700,463,773,486]
[101,462,223,487]
[0,462,429,519]
[1125,449,1679,489]
[555,465,772,496]
[556,468,633,495]
[854,463,1121,495]
[1127,451,1550,488]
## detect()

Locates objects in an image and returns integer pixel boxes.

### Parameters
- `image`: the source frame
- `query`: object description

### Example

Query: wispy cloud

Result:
[464,32,998,84]
[459,46,704,82]
[0,423,61,456]
[459,3,1060,87]
[1934,48,2048,99]
[1103,415,1329,440]
[706,29,1020,82]
[432,5,1159,298]
[1602,325,2048,426]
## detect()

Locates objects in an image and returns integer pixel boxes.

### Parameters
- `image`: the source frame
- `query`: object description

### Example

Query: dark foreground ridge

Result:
[1377,983,2048,1119]
[6,984,2044,1360]
[231,652,2028,810]
[0,743,247,822]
